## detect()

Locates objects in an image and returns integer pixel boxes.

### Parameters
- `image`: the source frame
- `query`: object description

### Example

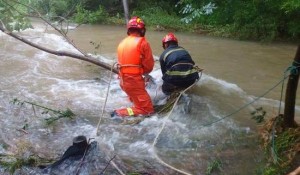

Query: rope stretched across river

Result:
[150,64,298,174]
[95,63,297,174]
[198,64,299,128]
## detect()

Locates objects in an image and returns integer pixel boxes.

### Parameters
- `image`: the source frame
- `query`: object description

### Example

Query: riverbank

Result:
[103,15,299,44]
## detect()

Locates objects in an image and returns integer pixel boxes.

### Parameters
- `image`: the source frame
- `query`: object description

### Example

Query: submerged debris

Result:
[10,98,75,126]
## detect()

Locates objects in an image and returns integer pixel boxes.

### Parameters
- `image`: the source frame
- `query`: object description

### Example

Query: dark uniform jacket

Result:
[159,44,199,87]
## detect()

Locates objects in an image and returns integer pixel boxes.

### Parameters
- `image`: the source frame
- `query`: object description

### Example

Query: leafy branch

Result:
[44,108,75,125]
[11,98,75,125]
[206,159,222,175]
[250,107,266,123]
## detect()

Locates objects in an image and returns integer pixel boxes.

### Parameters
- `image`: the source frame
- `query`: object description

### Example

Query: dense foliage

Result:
[1,0,299,41]
[176,0,300,40]
[0,0,32,31]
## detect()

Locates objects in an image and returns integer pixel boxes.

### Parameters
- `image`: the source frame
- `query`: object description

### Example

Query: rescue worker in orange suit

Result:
[159,33,199,95]
[112,16,155,117]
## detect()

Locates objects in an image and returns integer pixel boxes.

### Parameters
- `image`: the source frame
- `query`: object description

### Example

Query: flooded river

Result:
[0,20,299,174]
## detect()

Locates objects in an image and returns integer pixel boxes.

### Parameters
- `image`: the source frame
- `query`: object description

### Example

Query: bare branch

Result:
[0,20,6,30]
[99,155,116,174]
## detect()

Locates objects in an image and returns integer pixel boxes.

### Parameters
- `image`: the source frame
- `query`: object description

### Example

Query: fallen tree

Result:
[0,0,118,74]
[0,25,118,74]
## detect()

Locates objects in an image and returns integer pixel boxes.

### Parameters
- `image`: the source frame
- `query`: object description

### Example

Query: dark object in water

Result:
[51,135,88,168]
[33,135,176,175]
[41,135,89,174]
[72,135,88,150]
[39,136,123,175]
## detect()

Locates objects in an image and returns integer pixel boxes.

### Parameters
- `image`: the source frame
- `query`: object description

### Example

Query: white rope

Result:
[96,62,117,136]
[95,62,126,175]
[151,69,203,175]
[151,80,200,175]
[110,160,126,175]
[96,65,202,174]
[97,142,126,175]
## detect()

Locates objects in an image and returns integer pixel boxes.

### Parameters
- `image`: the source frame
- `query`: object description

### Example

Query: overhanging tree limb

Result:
[0,0,118,74]
[0,25,118,74]
[6,0,86,56]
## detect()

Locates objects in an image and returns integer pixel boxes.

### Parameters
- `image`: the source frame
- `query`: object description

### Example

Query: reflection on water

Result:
[0,21,298,174]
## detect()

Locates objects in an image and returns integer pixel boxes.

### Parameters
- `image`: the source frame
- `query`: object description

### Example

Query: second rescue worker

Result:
[159,33,200,95]
[112,16,155,117]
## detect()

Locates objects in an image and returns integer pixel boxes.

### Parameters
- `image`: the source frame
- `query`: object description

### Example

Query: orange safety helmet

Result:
[127,16,145,30]
[162,33,178,49]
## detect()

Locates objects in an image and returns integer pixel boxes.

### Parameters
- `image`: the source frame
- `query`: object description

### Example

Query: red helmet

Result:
[162,33,178,44]
[127,16,145,30]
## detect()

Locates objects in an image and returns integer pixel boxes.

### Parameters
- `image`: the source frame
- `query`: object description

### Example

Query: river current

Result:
[0,20,299,174]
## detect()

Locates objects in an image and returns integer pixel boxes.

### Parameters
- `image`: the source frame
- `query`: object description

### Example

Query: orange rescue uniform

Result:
[116,34,154,117]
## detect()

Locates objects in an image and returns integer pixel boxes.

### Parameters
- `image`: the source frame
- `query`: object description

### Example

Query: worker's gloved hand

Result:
[143,74,155,87]
[143,74,151,82]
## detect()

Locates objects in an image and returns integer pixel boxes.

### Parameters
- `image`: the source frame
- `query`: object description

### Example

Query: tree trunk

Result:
[283,45,300,128]
[122,0,130,24]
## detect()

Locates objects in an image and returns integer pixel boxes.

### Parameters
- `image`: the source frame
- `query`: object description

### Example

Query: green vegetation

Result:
[132,7,187,31]
[251,107,267,123]
[0,140,55,174]
[1,0,299,41]
[0,155,52,174]
[11,98,75,126]
[255,114,300,175]
[0,0,32,31]
[174,0,300,41]
[205,158,222,175]
[74,5,108,24]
